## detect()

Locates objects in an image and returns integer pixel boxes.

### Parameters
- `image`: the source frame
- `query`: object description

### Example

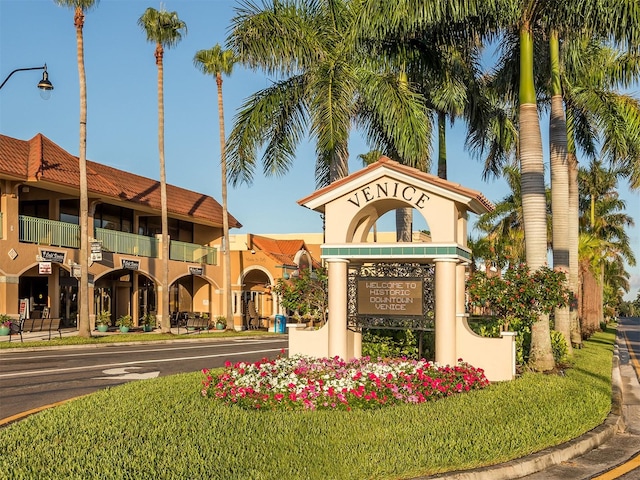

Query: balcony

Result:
[170,239,217,265]
[18,216,217,265]
[19,215,79,248]
[96,228,159,258]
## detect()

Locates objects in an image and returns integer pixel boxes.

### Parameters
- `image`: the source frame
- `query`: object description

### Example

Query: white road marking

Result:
[0,347,284,379]
[94,367,160,380]
[0,338,287,361]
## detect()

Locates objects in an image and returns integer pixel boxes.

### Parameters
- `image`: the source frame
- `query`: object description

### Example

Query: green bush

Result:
[362,328,420,359]
[551,330,569,364]
[0,330,614,479]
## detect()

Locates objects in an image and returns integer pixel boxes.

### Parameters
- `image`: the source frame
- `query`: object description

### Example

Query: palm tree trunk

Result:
[217,74,234,331]
[156,44,171,334]
[549,31,571,355]
[580,260,600,337]
[568,151,582,346]
[437,111,447,179]
[395,208,412,242]
[519,23,554,371]
[75,6,90,338]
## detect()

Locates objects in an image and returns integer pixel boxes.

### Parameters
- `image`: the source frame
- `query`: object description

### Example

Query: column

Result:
[434,259,458,367]
[327,258,349,359]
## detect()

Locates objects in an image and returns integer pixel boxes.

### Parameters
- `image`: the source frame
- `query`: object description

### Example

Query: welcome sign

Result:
[357,278,424,317]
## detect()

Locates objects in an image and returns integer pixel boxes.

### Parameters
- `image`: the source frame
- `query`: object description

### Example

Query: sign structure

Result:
[39,249,65,263]
[121,259,140,270]
[38,262,52,275]
[357,277,424,317]
[90,241,102,261]
[189,266,203,275]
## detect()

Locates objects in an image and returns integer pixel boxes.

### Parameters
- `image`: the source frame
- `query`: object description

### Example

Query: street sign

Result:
[90,241,102,261]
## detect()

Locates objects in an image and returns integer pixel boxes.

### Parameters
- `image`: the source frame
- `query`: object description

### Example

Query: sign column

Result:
[434,258,458,366]
[327,258,349,359]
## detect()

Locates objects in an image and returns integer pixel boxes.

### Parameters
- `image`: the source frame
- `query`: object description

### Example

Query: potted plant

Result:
[215,315,226,330]
[116,314,133,333]
[0,314,12,336]
[141,313,156,332]
[96,310,110,332]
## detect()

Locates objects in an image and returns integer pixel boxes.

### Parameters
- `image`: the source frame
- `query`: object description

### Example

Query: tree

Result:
[226,0,431,190]
[194,45,236,331]
[138,7,187,333]
[54,0,99,338]
[579,160,636,336]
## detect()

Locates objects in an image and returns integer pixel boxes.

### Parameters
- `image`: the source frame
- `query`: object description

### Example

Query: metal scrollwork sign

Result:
[347,263,435,331]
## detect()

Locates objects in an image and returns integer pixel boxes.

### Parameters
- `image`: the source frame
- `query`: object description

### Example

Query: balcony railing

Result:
[170,240,217,265]
[19,215,80,248]
[18,216,216,264]
[96,228,159,258]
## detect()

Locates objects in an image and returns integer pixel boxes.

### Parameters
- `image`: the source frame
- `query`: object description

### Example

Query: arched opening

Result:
[241,268,273,330]
[94,270,156,326]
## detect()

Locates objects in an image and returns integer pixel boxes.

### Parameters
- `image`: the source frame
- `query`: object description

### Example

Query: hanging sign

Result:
[90,241,103,261]
[121,259,140,270]
[38,262,52,275]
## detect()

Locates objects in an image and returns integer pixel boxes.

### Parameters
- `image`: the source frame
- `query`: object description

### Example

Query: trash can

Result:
[275,314,286,334]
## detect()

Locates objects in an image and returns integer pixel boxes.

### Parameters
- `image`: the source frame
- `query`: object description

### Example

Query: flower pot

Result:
[119,326,130,333]
[216,323,225,330]
[142,324,153,332]
[97,324,109,333]
[0,326,10,336]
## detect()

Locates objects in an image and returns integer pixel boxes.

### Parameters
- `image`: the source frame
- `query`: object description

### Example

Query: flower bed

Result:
[202,354,489,411]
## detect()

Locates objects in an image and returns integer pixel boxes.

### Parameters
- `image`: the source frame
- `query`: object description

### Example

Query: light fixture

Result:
[37,65,54,100]
[0,64,54,100]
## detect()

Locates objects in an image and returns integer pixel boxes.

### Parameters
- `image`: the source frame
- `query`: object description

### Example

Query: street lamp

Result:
[0,64,54,99]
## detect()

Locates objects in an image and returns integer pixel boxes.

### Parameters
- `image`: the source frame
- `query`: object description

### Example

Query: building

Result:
[0,133,244,328]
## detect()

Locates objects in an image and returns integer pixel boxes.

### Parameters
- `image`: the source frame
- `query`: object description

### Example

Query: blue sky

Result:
[1,0,638,300]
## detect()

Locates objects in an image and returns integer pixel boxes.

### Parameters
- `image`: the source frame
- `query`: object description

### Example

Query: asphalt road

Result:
[0,336,289,421]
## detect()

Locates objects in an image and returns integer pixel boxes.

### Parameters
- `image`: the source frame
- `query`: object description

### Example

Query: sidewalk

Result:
[0,325,230,344]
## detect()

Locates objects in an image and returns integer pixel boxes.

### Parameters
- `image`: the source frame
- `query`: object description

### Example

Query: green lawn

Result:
[0,329,614,480]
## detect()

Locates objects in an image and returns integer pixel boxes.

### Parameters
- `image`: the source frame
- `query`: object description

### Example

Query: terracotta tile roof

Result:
[298,156,494,213]
[251,234,320,268]
[0,133,241,228]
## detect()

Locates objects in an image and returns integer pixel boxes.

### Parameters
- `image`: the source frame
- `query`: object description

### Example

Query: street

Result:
[0,336,289,421]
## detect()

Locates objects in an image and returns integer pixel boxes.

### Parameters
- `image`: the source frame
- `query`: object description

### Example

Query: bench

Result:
[177,316,210,334]
[10,318,62,342]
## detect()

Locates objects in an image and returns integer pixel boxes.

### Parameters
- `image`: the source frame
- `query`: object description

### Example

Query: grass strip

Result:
[0,329,614,480]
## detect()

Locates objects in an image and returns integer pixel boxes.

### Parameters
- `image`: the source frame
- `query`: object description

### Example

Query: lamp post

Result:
[0,64,54,99]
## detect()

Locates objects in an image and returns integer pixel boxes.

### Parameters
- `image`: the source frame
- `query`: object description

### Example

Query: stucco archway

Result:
[290,157,516,382]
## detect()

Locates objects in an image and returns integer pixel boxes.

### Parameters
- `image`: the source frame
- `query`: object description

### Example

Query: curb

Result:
[424,350,624,480]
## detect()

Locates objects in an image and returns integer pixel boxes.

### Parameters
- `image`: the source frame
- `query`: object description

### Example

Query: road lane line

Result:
[0,347,284,379]
[0,338,287,361]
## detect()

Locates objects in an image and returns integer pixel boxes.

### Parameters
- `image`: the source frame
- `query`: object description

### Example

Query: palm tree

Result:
[138,7,187,334]
[226,0,431,190]
[194,45,236,331]
[54,0,99,338]
[579,160,636,336]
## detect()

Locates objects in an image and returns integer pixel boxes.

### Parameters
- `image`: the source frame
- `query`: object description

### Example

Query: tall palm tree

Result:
[54,0,99,338]
[194,45,236,331]
[548,29,572,354]
[579,160,636,336]
[226,0,431,190]
[138,7,187,334]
